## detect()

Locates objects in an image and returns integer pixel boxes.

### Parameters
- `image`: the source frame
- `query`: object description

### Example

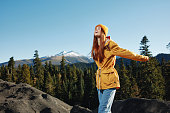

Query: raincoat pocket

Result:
[102,72,115,86]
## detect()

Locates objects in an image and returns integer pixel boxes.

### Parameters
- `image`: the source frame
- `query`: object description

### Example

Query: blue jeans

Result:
[97,88,116,113]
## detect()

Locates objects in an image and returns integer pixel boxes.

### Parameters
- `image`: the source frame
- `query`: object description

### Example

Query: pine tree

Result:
[139,37,165,100]
[139,36,152,57]
[43,61,49,92]
[66,64,73,104]
[77,69,84,104]
[117,58,131,99]
[21,64,31,84]
[49,61,54,77]
[0,65,5,80]
[89,66,98,109]
[66,64,72,81]
[4,66,11,82]
[60,55,69,102]
[54,73,62,99]
[71,64,78,104]
[52,73,57,93]
[54,65,59,76]
[16,64,22,83]
[33,50,44,90]
[52,65,59,96]
[60,55,67,82]
[161,58,170,100]
[45,72,54,96]
[83,67,96,109]
[43,61,55,96]
[72,64,78,83]
[8,57,17,82]
[140,58,165,99]
[61,80,69,103]
[30,65,35,86]
[127,60,140,98]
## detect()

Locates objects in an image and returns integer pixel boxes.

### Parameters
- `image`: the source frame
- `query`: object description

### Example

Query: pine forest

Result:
[0,36,169,110]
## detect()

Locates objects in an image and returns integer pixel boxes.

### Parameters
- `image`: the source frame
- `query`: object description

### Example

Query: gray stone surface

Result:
[111,98,170,113]
[93,97,170,113]
[0,79,72,113]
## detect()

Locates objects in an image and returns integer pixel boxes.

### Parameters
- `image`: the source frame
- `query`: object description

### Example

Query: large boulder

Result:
[93,98,170,113]
[0,79,73,113]
[111,98,170,113]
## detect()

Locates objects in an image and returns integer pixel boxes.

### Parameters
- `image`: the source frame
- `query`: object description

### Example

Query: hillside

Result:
[155,53,170,62]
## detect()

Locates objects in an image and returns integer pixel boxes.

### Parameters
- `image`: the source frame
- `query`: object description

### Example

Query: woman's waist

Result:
[97,67,117,74]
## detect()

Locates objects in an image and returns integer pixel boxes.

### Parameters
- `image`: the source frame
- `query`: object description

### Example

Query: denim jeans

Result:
[97,88,116,113]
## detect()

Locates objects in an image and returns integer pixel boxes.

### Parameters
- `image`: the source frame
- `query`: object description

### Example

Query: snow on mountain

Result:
[55,51,83,57]
[41,56,50,58]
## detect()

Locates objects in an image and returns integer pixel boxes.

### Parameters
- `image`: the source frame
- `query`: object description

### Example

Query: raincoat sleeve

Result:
[109,40,148,62]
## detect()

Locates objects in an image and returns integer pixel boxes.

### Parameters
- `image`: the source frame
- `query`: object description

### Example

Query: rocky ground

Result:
[92,98,170,113]
[0,79,72,113]
[0,79,170,113]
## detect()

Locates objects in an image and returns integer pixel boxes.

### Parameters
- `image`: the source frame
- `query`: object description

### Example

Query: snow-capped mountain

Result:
[55,51,83,57]
[0,51,94,67]
[0,52,169,67]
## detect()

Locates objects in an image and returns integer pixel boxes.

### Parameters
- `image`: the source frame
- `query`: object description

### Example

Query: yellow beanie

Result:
[95,24,108,36]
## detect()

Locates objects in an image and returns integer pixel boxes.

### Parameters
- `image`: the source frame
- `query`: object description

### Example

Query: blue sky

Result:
[0,0,169,63]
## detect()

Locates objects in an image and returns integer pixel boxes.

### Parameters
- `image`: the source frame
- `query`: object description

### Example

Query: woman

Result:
[91,24,149,113]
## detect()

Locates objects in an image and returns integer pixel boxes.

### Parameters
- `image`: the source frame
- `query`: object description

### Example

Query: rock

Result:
[93,98,170,113]
[112,98,170,113]
[0,79,72,113]
[70,105,92,113]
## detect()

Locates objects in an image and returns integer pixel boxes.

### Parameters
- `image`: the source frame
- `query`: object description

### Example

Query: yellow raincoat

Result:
[95,39,148,90]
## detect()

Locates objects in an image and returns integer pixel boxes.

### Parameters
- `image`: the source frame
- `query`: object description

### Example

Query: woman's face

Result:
[94,26,102,37]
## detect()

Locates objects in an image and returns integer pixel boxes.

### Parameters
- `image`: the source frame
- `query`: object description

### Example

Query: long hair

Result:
[91,29,106,63]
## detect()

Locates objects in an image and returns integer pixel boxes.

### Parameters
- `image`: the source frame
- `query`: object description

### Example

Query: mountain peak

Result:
[55,51,82,57]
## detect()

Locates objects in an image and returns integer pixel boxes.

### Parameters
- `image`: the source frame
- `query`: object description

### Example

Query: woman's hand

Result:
[145,56,149,62]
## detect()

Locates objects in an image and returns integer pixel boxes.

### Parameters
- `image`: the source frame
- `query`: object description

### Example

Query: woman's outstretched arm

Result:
[109,40,149,62]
